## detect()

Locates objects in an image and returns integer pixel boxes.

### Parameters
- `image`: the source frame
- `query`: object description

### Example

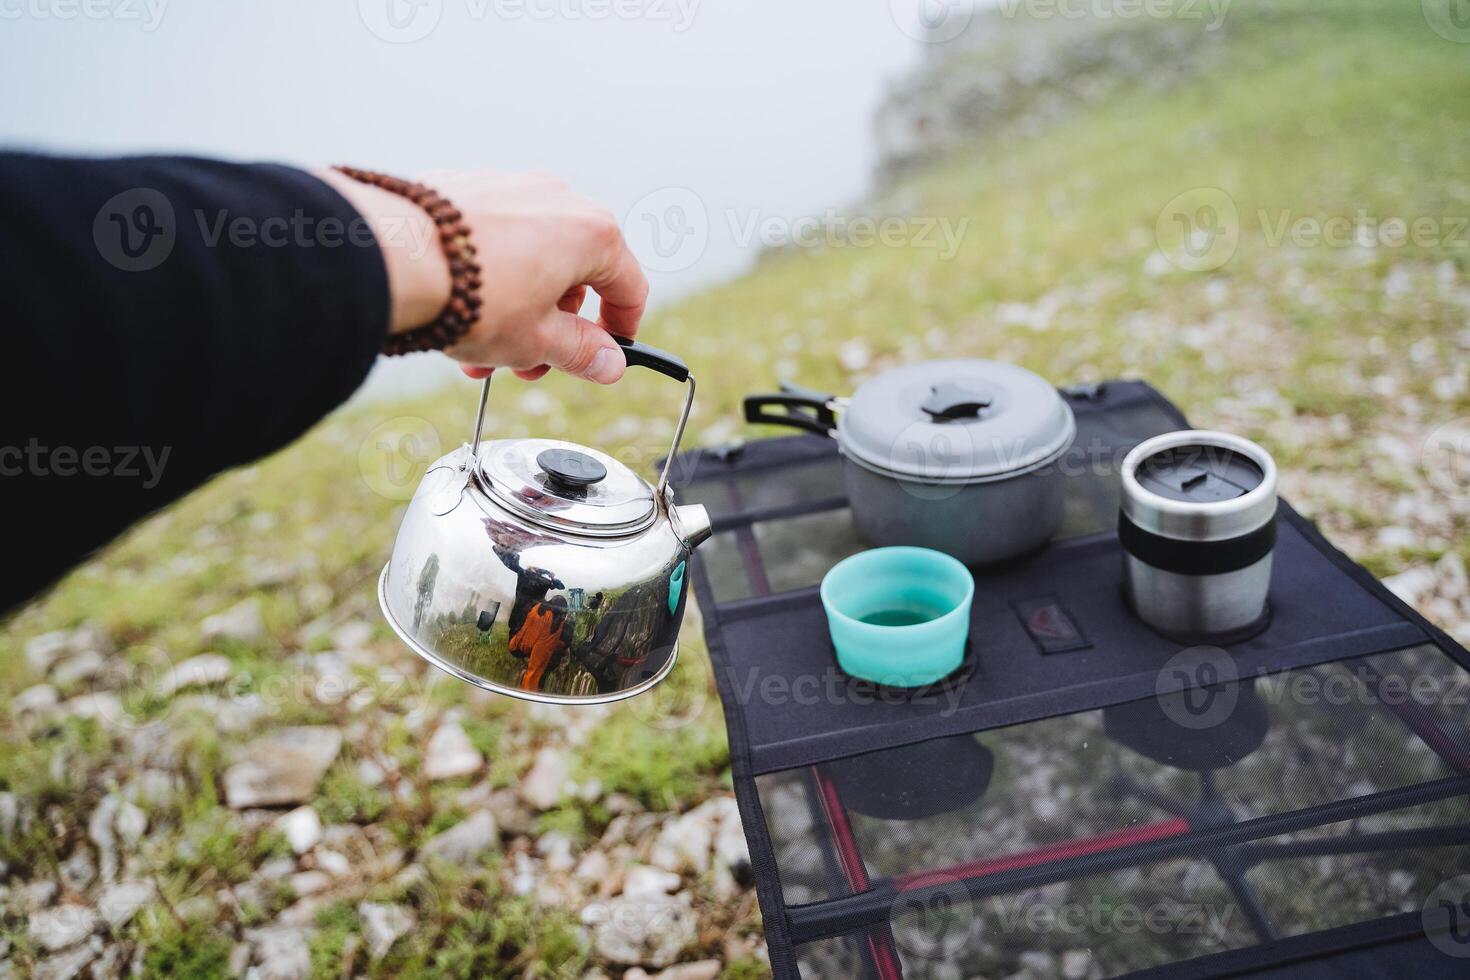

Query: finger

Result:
[584,226,648,338]
[461,365,493,380]
[557,286,588,316]
[514,366,550,381]
[533,310,626,384]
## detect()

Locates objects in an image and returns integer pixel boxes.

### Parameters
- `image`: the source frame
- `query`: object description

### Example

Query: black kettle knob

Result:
[921,382,992,421]
[537,448,607,489]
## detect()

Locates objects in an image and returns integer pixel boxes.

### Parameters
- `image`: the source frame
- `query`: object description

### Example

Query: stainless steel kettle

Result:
[378,337,712,704]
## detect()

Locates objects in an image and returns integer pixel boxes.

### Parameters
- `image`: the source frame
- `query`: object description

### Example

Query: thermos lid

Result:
[1135,445,1264,503]
[837,359,1076,483]
[1121,430,1277,542]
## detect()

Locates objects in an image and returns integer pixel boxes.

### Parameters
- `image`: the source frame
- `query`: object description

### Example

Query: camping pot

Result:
[378,336,712,705]
[744,360,1076,565]
[1119,430,1278,640]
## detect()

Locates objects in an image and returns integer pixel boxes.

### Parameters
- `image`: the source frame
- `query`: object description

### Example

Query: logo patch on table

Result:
[1011,594,1090,654]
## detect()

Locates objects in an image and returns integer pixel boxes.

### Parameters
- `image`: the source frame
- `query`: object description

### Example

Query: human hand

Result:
[320,169,647,384]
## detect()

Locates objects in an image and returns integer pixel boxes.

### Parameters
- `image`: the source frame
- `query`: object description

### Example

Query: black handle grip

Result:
[743,391,838,437]
[615,335,690,383]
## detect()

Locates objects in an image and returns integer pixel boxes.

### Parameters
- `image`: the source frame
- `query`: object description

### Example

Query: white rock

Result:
[653,962,722,980]
[316,850,351,877]
[25,631,74,674]
[14,877,59,912]
[274,896,325,929]
[838,339,871,372]
[420,811,499,867]
[651,810,713,875]
[356,759,388,788]
[423,718,484,781]
[358,902,415,961]
[276,807,323,855]
[581,893,695,968]
[1384,565,1437,607]
[182,692,269,734]
[25,625,112,677]
[1376,526,1418,552]
[97,880,154,929]
[114,801,147,848]
[28,905,98,952]
[256,857,297,882]
[244,927,311,980]
[158,653,233,695]
[0,792,18,837]
[222,727,342,808]
[623,865,682,898]
[486,788,533,836]
[87,797,121,882]
[332,621,374,650]
[288,871,331,898]
[50,650,105,688]
[56,692,121,725]
[511,851,537,896]
[521,748,571,810]
[59,850,95,892]
[200,598,267,647]
[1439,551,1468,596]
[713,818,750,879]
[1062,950,1092,979]
[574,850,611,883]
[1143,250,1172,277]
[536,832,578,873]
[13,683,59,716]
[229,943,254,976]
[32,936,102,980]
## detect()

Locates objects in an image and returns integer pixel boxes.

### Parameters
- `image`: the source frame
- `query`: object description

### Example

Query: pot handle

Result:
[743,386,838,437]
[466,335,697,498]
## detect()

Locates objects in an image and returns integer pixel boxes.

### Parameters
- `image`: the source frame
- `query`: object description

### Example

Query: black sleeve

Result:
[0,152,391,610]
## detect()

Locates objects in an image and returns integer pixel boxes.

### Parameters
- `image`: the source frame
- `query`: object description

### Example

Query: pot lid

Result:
[476,438,656,535]
[837,359,1075,482]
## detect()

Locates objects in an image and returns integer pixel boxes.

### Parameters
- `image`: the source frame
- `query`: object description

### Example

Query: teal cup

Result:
[820,546,975,688]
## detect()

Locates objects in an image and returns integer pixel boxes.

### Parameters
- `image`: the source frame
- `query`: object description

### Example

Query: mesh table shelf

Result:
[670,380,1470,979]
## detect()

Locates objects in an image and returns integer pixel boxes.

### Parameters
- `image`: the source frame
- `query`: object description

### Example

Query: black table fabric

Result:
[672,380,1470,979]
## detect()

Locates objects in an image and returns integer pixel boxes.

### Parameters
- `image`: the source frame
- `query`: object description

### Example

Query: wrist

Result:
[316,169,451,335]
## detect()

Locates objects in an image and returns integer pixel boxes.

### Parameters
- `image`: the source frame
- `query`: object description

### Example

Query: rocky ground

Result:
[3,1,1469,977]
[3,609,761,979]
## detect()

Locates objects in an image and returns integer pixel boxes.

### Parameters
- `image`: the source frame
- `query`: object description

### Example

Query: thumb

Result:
[534,311,627,384]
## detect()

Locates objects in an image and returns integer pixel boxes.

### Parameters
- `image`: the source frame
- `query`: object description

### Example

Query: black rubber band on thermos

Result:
[1118,511,1277,576]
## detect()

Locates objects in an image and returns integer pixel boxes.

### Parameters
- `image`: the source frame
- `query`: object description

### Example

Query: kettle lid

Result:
[477,438,656,536]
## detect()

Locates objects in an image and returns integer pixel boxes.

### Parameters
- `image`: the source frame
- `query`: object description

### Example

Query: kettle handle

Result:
[615,335,690,383]
[465,335,697,498]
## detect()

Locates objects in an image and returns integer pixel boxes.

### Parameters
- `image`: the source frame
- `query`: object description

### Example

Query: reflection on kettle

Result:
[509,595,570,692]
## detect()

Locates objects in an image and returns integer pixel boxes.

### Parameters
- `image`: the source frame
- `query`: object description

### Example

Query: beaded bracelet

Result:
[333,166,483,356]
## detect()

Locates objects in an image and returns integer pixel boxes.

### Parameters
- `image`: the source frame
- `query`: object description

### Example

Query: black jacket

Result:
[0,152,390,609]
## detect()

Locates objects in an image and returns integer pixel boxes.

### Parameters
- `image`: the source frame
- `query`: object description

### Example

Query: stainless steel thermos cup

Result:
[1119,430,1278,639]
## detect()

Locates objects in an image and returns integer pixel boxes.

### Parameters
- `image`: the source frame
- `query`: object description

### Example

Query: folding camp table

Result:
[670,380,1470,979]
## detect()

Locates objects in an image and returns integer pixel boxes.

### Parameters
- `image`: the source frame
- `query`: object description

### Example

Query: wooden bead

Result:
[334,165,483,357]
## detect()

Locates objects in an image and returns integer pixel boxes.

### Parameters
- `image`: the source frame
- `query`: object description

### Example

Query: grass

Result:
[1,0,1468,972]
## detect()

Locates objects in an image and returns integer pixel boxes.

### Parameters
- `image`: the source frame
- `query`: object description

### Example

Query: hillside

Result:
[2,2,1468,976]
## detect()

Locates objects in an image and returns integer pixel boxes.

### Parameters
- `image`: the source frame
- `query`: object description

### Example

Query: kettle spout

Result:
[673,503,713,549]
